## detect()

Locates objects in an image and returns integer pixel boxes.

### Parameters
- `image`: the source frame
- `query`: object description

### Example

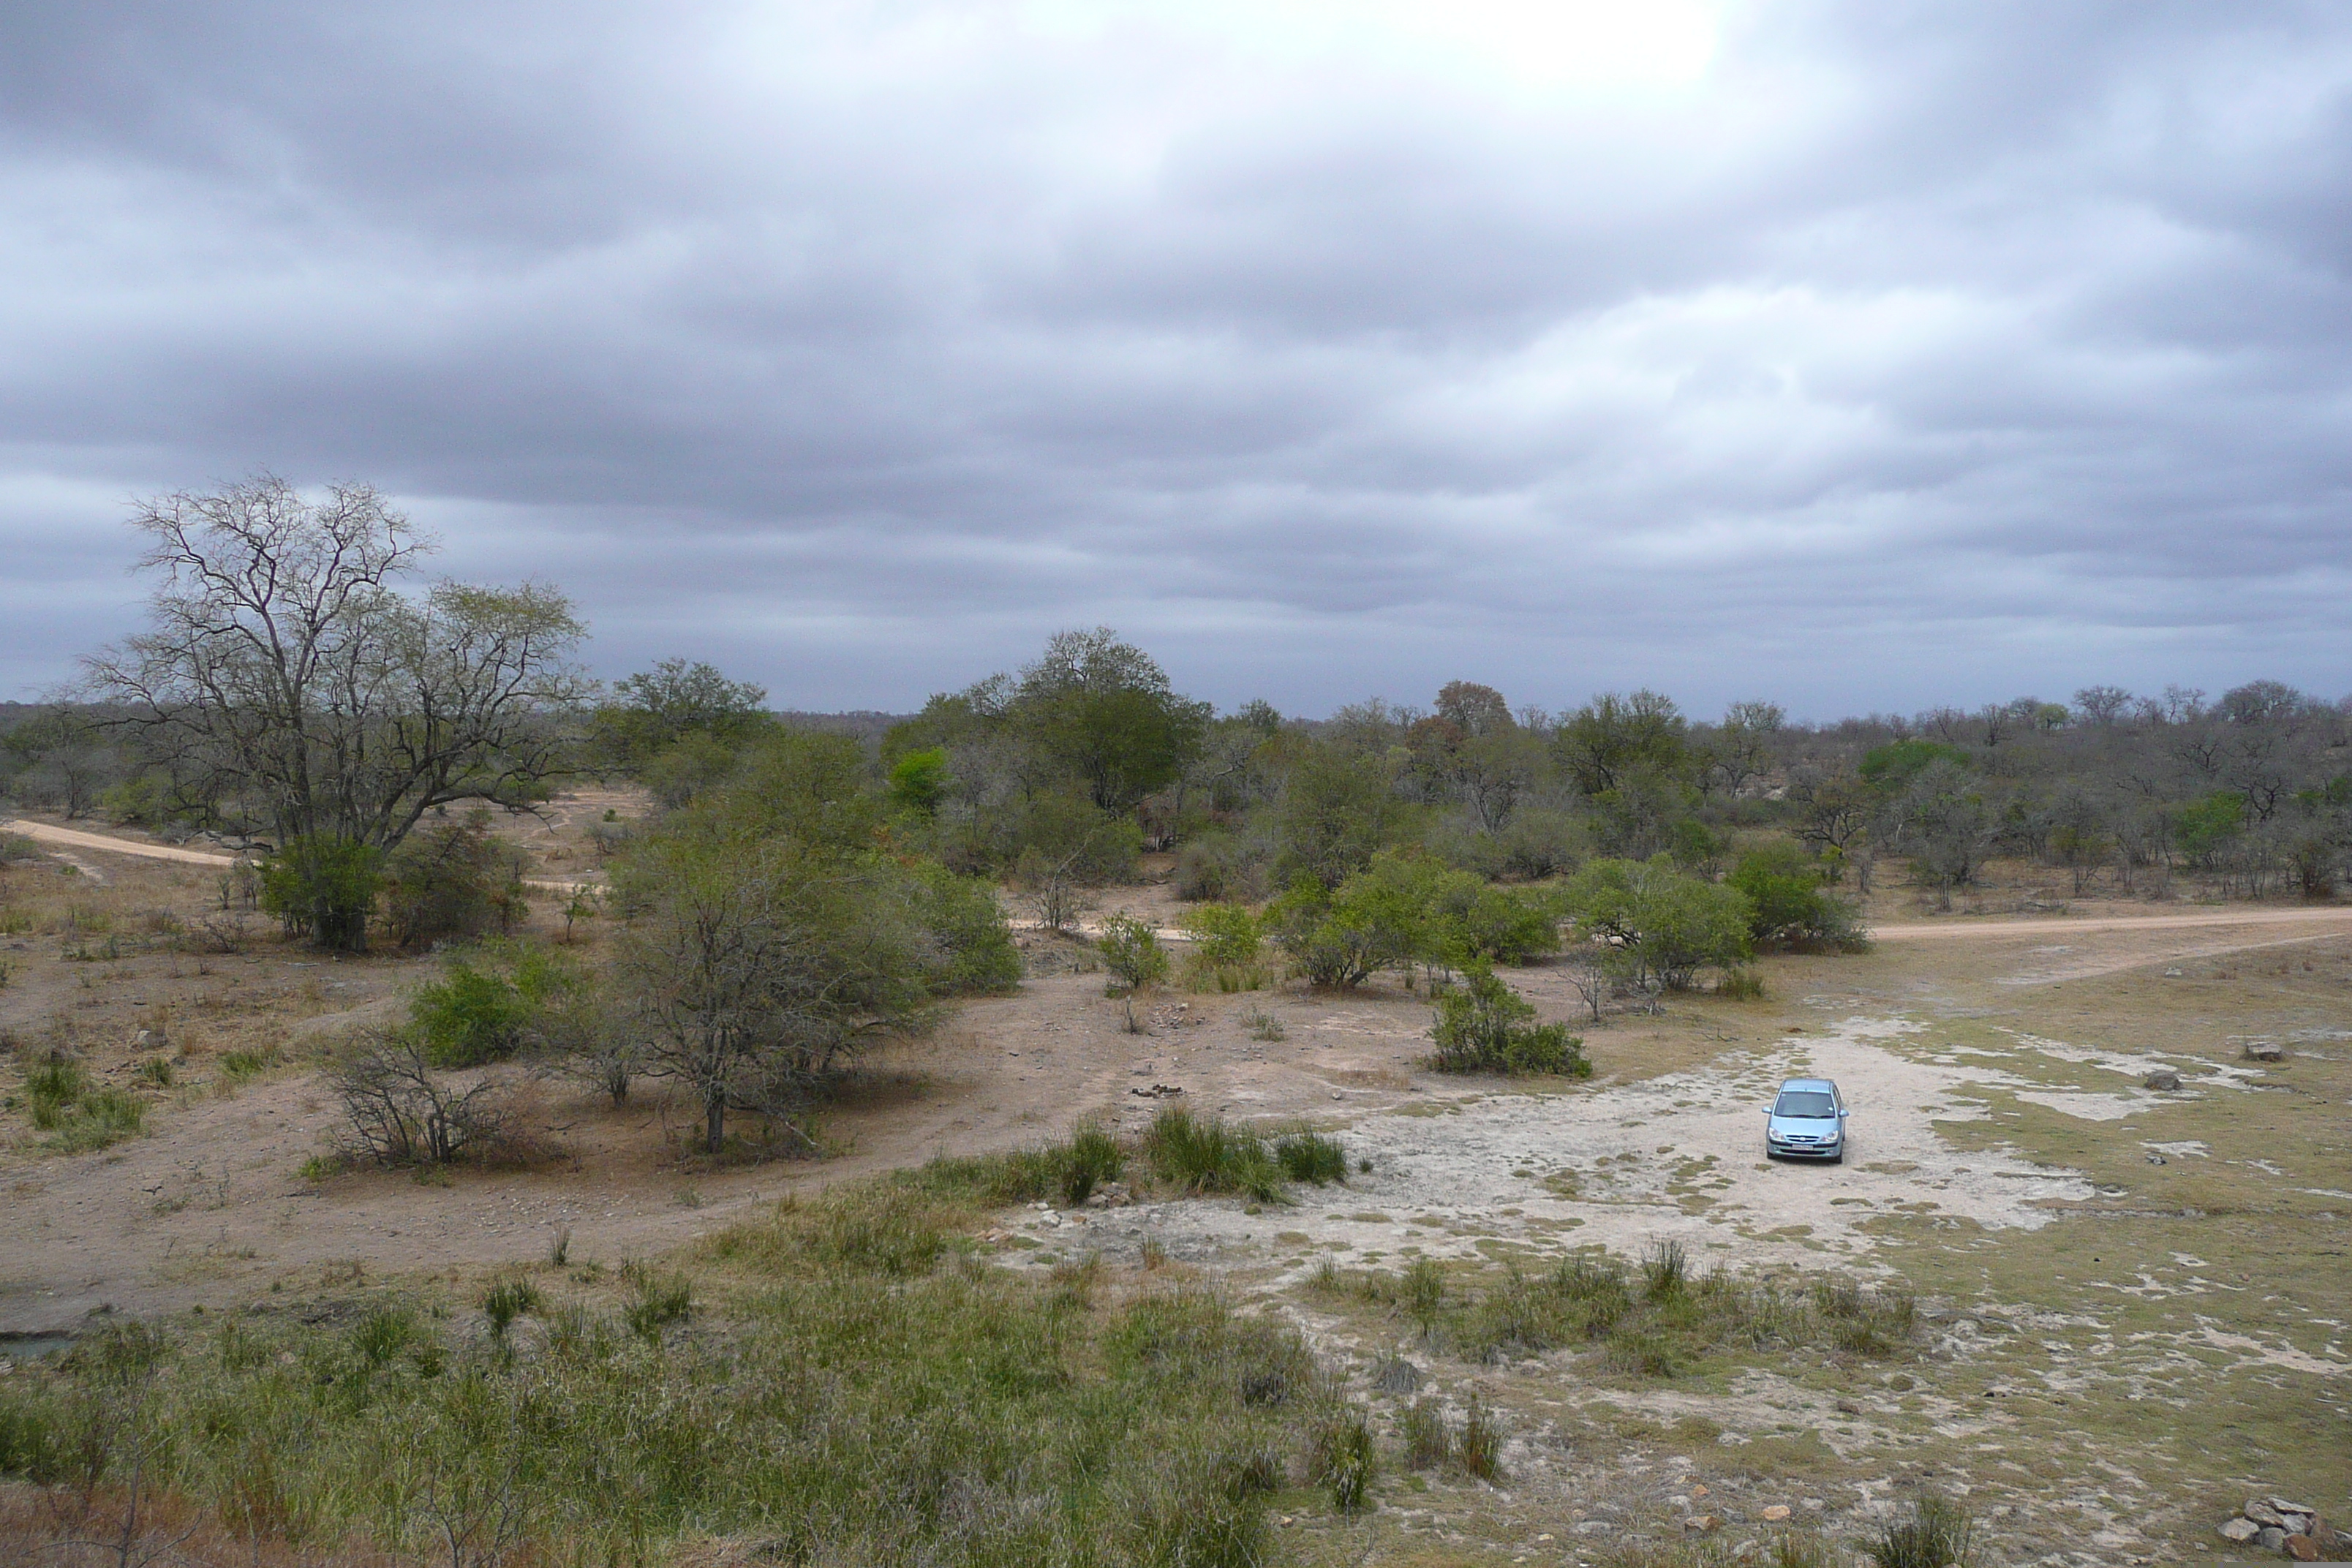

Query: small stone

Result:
[1888,1373,1916,1391]
[1684,1515,1719,1534]
[2244,1041,2285,1062]
[1835,1398,1861,1415]
[2257,1528,2287,1552]
[2147,1154,2167,1166]
[2247,1503,2288,1529]
[2285,1536,2319,1562]
[2272,1501,2318,1519]
[2142,1068,2182,1090]
[1537,1534,1555,1542]
[1762,1506,1793,1523]
[1735,1540,1763,1561]
[2163,967,2185,977]
[2220,1519,2261,1543]
[1692,1484,1709,1499]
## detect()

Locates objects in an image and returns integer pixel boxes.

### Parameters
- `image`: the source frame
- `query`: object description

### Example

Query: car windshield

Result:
[1774,1091,1837,1118]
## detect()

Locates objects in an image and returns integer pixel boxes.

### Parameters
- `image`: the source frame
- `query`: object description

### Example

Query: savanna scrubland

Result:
[1,478,2347,1567]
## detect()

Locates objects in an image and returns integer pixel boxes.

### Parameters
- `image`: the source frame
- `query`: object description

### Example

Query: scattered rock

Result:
[1684,1515,1719,1534]
[1834,1398,1862,1416]
[2146,1154,2167,1166]
[1762,1506,1793,1523]
[2258,1528,2288,1552]
[1129,1083,1184,1098]
[1886,1373,1916,1391]
[2247,1502,2288,1529]
[2244,1041,2286,1062]
[2142,1068,2182,1090]
[2163,967,2185,977]
[2272,1501,2318,1519]
[2285,1536,2319,1561]
[2220,1519,2261,1543]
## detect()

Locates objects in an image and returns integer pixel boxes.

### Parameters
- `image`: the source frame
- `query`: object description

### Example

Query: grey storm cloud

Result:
[2,0,2348,716]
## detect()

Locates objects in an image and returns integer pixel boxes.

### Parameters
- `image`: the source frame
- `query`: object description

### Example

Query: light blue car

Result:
[1764,1077,1850,1162]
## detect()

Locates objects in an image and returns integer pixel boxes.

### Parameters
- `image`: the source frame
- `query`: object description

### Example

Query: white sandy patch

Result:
[2186,1323,2348,1377]
[1060,1017,2097,1278]
[2140,1141,2209,1158]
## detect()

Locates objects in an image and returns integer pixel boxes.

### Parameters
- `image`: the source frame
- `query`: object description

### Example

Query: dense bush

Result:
[1727,843,1867,951]
[257,834,384,951]
[410,944,584,1068]
[382,811,527,949]
[1097,912,1172,991]
[1428,967,1588,1077]
[1561,855,1752,992]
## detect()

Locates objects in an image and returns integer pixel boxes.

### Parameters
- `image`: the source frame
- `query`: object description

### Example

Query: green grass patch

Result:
[0,1179,1385,1567]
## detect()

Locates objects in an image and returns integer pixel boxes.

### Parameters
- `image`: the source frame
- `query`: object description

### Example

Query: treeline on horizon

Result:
[6,639,2350,908]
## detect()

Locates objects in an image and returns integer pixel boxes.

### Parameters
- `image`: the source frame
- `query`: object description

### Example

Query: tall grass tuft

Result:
[1874,1493,1973,1568]
[1310,1406,1375,1512]
[1142,1107,1288,1202]
[1273,1128,1347,1186]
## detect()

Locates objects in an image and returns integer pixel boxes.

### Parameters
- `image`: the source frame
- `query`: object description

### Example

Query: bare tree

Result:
[616,840,935,1153]
[83,474,591,853]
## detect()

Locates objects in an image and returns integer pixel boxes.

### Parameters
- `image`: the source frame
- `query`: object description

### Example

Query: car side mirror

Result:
[1839,1108,1850,1117]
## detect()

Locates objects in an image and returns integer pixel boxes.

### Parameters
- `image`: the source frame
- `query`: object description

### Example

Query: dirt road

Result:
[1869,906,2352,941]
[1,818,592,894]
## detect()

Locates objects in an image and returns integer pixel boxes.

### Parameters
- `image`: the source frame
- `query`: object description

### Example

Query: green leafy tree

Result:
[1097,913,1172,991]
[2174,789,2247,869]
[593,658,769,766]
[1556,691,1692,796]
[1726,843,1865,950]
[888,748,950,815]
[1273,742,1413,889]
[1563,856,1753,992]
[1011,627,1210,812]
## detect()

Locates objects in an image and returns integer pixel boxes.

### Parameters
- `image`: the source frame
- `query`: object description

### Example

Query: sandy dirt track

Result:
[2,817,595,893]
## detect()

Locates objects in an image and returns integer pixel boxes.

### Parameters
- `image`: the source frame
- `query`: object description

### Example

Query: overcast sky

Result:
[3,1,2348,720]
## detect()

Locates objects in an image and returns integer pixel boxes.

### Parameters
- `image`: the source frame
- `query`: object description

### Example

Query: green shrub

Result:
[1097,912,1172,992]
[1728,843,1866,951]
[1142,1107,1287,1202]
[410,944,582,1068]
[1172,831,1266,902]
[906,861,1023,995]
[1717,966,1768,1000]
[258,834,384,951]
[1428,966,1588,1077]
[1641,1238,1689,1300]
[1180,902,1268,990]
[1060,1125,1125,1205]
[887,747,949,815]
[382,812,527,949]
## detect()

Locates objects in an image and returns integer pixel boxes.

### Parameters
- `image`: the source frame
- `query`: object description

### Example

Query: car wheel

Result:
[1828,1149,1844,1165]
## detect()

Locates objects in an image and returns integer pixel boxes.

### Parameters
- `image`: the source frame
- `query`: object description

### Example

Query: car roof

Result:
[1776,1078,1838,1093]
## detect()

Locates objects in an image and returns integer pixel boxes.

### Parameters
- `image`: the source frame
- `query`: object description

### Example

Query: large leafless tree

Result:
[83,475,590,851]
